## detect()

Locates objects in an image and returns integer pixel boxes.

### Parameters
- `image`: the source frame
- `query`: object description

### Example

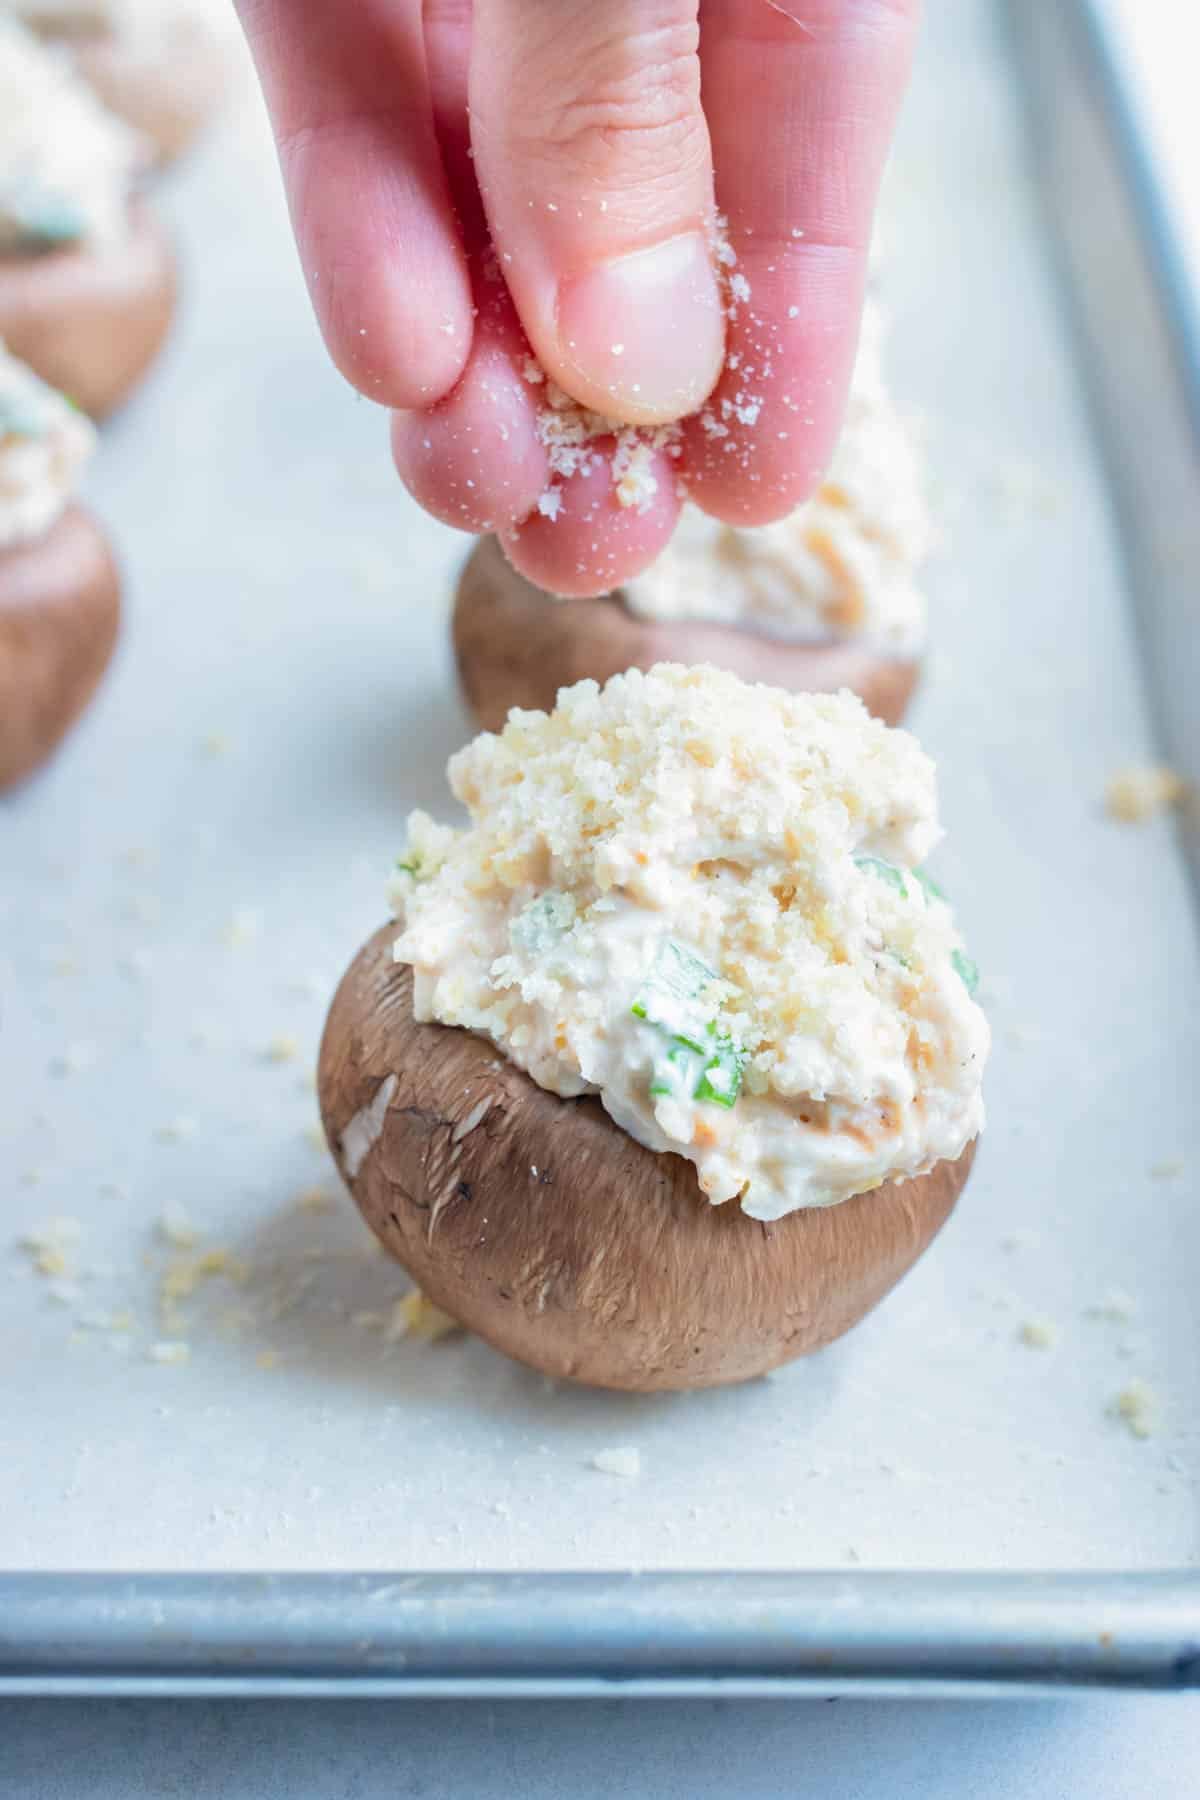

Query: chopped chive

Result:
[635,939,744,1110]
[855,856,908,899]
[649,1028,745,1111]
[914,866,947,903]
[952,948,980,995]
[694,1032,745,1109]
[631,938,720,1047]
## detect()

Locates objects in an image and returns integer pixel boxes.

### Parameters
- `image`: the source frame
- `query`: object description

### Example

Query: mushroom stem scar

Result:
[339,1073,398,1178]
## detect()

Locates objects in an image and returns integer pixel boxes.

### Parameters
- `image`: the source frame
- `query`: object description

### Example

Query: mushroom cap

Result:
[0,200,176,419]
[319,923,976,1392]
[0,502,120,790]
[453,535,919,735]
[74,30,229,165]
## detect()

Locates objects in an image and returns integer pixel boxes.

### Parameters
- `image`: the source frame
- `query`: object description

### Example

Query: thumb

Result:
[469,0,724,425]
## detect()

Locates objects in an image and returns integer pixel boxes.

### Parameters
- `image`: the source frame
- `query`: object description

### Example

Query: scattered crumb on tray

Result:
[1111,1379,1159,1440]
[148,1340,190,1366]
[385,1291,460,1343]
[1085,1287,1137,1325]
[18,1216,83,1278]
[589,1447,642,1479]
[263,1033,300,1064]
[222,907,261,948]
[158,1201,199,1249]
[1150,1159,1184,1181]
[155,1115,197,1143]
[1105,764,1186,823]
[294,1185,334,1214]
[1017,1318,1058,1351]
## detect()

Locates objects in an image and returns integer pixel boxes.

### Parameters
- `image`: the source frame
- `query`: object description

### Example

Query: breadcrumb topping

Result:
[392,665,988,1218]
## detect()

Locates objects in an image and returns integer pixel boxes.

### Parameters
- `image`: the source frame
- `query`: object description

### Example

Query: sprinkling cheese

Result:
[0,18,144,253]
[0,341,95,547]
[624,303,930,653]
[392,665,988,1219]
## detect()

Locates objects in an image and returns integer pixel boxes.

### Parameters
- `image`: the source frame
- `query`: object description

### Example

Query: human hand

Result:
[236,2,918,596]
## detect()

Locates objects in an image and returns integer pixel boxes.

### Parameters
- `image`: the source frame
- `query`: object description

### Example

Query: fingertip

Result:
[500,441,682,597]
[391,341,548,533]
[680,246,865,525]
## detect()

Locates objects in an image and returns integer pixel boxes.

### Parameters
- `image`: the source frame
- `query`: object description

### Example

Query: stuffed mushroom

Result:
[0,19,175,417]
[320,665,988,1391]
[0,340,119,788]
[11,0,234,164]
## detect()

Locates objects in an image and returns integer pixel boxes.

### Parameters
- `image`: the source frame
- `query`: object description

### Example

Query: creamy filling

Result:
[622,303,930,654]
[0,342,95,546]
[0,18,142,252]
[391,667,988,1220]
[11,0,233,49]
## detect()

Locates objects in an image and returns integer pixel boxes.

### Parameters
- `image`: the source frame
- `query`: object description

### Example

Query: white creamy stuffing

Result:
[391,665,988,1220]
[623,305,930,652]
[10,0,234,46]
[0,340,95,546]
[0,17,142,252]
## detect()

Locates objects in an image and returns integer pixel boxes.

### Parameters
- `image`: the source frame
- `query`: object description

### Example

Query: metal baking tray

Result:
[1,0,1197,1695]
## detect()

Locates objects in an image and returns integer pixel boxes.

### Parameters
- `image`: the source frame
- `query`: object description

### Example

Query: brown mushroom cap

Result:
[74,32,228,165]
[453,535,919,734]
[0,201,176,420]
[0,502,120,790]
[319,923,976,1392]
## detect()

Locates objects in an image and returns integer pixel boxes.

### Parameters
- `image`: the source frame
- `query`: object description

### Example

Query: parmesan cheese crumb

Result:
[1105,764,1186,823]
[155,1116,197,1143]
[1085,1288,1136,1325]
[1111,1379,1159,1440]
[589,1447,641,1479]
[263,1033,300,1064]
[148,1340,190,1365]
[158,1201,199,1249]
[1017,1318,1057,1350]
[385,1291,460,1342]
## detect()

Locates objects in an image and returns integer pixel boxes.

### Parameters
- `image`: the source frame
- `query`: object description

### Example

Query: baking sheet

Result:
[1,0,1197,1646]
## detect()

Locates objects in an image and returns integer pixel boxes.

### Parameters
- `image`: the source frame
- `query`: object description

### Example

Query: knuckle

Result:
[515,26,707,190]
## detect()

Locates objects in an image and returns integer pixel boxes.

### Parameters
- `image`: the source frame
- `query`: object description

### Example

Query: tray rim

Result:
[1,1572,1198,1696]
[6,0,1199,1696]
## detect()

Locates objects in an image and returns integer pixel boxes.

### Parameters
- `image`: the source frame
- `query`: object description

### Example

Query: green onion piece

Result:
[952,948,980,995]
[914,866,946,903]
[694,1032,745,1109]
[509,891,575,955]
[649,1028,745,1111]
[631,938,720,1050]
[649,1039,702,1100]
[855,856,908,899]
[13,189,87,250]
[0,394,50,439]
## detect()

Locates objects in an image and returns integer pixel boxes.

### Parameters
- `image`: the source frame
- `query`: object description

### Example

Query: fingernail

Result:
[555,232,724,423]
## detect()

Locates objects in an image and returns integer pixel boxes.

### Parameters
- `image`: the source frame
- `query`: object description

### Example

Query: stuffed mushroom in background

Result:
[0,340,120,789]
[320,664,988,1392]
[0,18,175,418]
[8,0,234,164]
[454,304,931,732]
